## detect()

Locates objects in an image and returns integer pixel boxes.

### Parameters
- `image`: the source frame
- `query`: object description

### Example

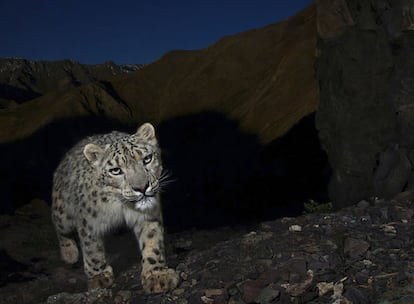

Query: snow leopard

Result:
[51,123,178,293]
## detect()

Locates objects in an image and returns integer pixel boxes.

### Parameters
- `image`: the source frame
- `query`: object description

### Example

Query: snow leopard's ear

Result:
[134,123,156,142]
[83,143,106,164]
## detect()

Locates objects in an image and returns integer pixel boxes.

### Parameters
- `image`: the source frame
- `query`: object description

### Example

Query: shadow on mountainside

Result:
[0,83,41,104]
[0,111,330,232]
[158,112,330,231]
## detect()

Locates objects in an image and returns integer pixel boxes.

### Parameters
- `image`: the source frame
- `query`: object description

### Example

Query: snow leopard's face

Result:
[83,123,163,211]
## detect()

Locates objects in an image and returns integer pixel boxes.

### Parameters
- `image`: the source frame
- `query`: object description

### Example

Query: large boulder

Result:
[316,0,414,207]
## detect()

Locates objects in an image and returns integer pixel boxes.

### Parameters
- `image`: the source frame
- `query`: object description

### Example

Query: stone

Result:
[114,290,132,304]
[241,280,263,303]
[256,269,279,286]
[355,271,369,285]
[200,296,214,304]
[357,200,370,209]
[289,225,302,232]
[382,225,397,234]
[15,199,50,218]
[175,238,193,250]
[343,287,370,304]
[316,0,414,207]
[204,289,224,297]
[287,258,308,279]
[173,288,185,296]
[316,0,355,39]
[47,289,112,304]
[317,282,334,296]
[227,284,239,296]
[373,145,412,199]
[390,206,414,221]
[343,238,370,259]
[255,286,280,304]
[281,270,314,297]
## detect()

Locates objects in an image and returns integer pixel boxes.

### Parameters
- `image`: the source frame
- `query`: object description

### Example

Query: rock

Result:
[308,256,330,273]
[255,286,280,304]
[357,200,370,209]
[381,224,397,234]
[316,0,414,207]
[389,206,414,221]
[186,293,204,304]
[355,271,369,285]
[47,288,112,304]
[288,225,302,232]
[241,280,263,303]
[281,270,314,297]
[242,231,274,246]
[256,269,279,286]
[392,191,414,203]
[316,0,354,39]
[317,282,334,296]
[0,215,11,229]
[343,287,370,304]
[343,238,370,259]
[204,289,224,297]
[174,238,193,250]
[15,199,50,218]
[200,295,214,304]
[286,258,308,280]
[0,249,30,286]
[173,288,185,296]
[114,290,132,304]
[227,284,239,297]
[373,145,412,199]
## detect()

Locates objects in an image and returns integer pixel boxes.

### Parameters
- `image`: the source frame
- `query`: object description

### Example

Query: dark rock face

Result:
[316,0,414,207]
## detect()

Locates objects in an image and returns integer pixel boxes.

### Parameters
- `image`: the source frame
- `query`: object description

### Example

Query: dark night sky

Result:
[0,0,313,65]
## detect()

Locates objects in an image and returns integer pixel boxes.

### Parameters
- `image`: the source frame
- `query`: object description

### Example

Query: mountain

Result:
[0,4,318,144]
[0,58,143,105]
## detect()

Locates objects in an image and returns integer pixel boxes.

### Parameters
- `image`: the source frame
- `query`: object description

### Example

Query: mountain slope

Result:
[0,4,318,144]
[0,58,142,103]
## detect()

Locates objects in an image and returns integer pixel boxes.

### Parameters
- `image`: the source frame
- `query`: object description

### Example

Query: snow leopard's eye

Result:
[143,154,153,165]
[109,167,123,175]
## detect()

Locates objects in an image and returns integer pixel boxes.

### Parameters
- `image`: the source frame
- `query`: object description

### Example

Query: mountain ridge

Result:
[0,58,143,104]
[0,4,318,144]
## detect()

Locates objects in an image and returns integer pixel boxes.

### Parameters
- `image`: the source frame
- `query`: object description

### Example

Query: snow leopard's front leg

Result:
[78,228,114,289]
[134,220,179,294]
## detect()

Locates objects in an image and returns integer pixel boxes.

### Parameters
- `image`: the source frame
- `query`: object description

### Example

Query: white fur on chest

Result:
[86,198,146,235]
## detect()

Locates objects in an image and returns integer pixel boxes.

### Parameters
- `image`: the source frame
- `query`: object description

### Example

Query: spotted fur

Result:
[51,123,178,293]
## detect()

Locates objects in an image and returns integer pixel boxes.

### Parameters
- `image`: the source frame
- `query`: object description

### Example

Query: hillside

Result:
[0,4,318,144]
[0,58,143,104]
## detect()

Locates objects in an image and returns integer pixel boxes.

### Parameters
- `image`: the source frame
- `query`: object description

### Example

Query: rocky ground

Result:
[1,194,414,304]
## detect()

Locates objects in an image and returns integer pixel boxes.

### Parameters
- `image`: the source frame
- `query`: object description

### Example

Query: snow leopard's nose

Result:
[132,183,149,193]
